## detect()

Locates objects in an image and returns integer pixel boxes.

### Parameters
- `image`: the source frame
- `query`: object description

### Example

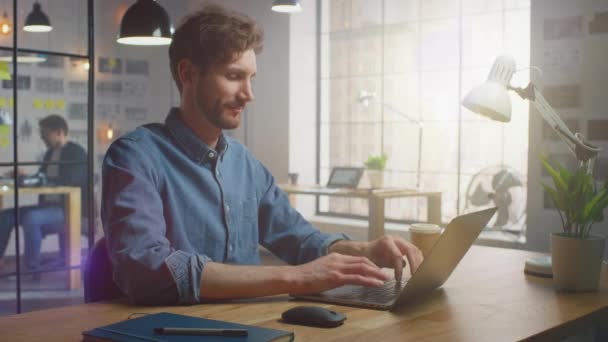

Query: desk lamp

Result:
[358,90,423,189]
[462,54,601,276]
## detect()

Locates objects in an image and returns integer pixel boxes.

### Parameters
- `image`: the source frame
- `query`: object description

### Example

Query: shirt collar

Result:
[165,108,229,164]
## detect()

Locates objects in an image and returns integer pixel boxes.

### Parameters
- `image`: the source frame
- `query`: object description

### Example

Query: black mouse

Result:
[281,305,346,328]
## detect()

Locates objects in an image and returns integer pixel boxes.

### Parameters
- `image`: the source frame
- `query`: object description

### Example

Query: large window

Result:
[319,0,530,233]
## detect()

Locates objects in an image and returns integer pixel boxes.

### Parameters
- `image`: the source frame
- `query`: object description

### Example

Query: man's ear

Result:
[177,59,197,88]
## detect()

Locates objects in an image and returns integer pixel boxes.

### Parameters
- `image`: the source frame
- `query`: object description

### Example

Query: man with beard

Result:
[0,114,87,272]
[101,4,423,305]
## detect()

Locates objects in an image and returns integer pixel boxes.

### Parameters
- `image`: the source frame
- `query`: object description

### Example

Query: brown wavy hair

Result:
[169,3,264,93]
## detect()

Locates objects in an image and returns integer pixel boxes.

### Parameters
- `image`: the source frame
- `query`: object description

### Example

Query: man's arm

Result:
[253,160,348,265]
[199,253,389,299]
[102,136,203,305]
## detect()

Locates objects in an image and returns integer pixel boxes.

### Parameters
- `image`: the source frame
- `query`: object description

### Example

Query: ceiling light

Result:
[117,0,173,46]
[24,2,52,33]
[0,12,12,35]
[0,55,47,63]
[272,0,302,13]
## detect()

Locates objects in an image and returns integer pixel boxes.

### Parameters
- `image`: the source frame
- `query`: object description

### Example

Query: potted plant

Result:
[364,153,388,188]
[541,157,608,291]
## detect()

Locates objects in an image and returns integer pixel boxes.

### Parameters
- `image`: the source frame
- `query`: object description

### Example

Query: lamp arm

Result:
[377,101,423,188]
[380,102,422,127]
[510,83,601,173]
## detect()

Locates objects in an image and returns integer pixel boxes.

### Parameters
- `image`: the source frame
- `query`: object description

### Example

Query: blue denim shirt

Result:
[101,108,348,305]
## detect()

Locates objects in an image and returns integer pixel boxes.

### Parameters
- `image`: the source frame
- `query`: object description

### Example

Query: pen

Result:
[153,327,248,336]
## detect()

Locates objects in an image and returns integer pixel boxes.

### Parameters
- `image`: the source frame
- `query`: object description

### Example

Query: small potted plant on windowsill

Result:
[364,153,388,188]
[542,157,608,292]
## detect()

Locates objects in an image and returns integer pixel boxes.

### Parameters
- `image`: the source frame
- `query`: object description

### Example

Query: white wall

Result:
[527,0,608,253]
[288,0,318,217]
[222,0,291,184]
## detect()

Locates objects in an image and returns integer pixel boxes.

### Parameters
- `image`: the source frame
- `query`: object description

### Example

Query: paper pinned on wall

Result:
[0,62,10,80]
[33,99,43,109]
[45,99,55,110]
[0,97,5,108]
[0,110,11,147]
[56,99,65,110]
[0,125,9,147]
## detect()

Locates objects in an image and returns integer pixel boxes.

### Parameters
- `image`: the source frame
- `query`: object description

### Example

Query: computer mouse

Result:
[281,305,346,328]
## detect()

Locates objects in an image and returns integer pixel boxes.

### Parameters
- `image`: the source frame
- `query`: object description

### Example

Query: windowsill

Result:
[308,215,526,248]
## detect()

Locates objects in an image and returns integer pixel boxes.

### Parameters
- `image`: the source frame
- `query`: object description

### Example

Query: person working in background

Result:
[101,3,423,305]
[0,115,87,272]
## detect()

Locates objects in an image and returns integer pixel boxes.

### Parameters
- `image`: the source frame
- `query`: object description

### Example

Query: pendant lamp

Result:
[117,0,172,46]
[24,2,52,32]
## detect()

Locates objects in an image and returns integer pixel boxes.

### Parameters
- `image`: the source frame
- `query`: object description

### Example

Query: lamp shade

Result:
[23,2,52,33]
[462,82,512,122]
[117,0,172,46]
[462,55,516,123]
[272,0,302,13]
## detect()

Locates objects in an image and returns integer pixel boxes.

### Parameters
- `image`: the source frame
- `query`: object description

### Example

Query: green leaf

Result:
[540,156,608,235]
[541,158,568,196]
[364,153,388,170]
[585,189,608,221]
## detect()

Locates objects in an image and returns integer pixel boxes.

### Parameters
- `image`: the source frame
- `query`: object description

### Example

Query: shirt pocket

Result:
[236,197,259,253]
[241,197,257,221]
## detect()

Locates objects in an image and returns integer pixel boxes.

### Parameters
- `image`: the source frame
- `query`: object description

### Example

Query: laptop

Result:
[291,207,497,311]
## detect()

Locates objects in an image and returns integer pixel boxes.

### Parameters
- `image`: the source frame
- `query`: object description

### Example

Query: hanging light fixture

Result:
[23,2,52,33]
[272,0,302,13]
[0,12,12,35]
[0,54,47,63]
[117,0,173,46]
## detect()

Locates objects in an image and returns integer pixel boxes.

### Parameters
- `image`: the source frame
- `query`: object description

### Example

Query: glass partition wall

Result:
[0,0,94,315]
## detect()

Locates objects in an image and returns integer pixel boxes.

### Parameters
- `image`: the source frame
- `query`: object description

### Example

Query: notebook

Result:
[82,312,294,342]
[292,207,497,311]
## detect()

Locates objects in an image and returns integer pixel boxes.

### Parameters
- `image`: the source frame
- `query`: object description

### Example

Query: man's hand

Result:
[364,235,423,282]
[329,236,423,282]
[288,253,390,294]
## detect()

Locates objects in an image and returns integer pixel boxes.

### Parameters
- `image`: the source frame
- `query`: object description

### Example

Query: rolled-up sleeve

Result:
[101,138,208,305]
[256,162,350,265]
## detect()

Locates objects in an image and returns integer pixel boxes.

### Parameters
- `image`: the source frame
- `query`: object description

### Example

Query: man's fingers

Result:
[335,253,378,268]
[339,274,384,288]
[394,255,404,282]
[393,237,412,254]
[405,246,423,274]
[338,262,390,281]
[386,241,405,281]
[393,237,423,274]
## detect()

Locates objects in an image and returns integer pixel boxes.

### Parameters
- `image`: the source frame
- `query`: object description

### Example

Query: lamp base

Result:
[524,255,553,278]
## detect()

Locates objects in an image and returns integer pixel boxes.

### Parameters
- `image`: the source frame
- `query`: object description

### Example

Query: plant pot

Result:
[551,233,606,292]
[367,170,384,188]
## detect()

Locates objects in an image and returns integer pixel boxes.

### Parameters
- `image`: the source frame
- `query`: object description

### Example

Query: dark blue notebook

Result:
[82,312,294,342]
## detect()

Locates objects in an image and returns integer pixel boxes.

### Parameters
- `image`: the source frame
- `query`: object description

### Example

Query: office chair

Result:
[84,236,124,303]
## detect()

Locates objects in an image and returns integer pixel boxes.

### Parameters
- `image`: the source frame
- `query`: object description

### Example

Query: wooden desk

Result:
[0,186,81,290]
[2,246,606,341]
[279,184,442,240]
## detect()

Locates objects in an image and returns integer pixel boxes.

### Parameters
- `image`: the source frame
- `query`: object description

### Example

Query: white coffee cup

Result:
[409,223,442,257]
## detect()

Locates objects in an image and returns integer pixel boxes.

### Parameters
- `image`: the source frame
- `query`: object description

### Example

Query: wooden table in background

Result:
[0,246,606,341]
[0,186,81,290]
[279,184,442,240]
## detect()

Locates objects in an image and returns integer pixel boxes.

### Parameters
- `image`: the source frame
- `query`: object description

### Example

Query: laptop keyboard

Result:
[336,279,408,302]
